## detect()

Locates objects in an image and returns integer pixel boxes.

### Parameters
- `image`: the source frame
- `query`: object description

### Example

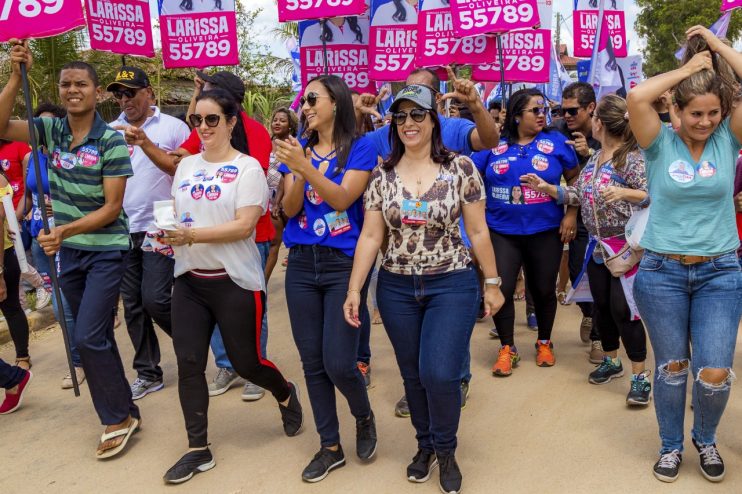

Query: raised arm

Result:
[0,40,33,143]
[440,66,500,150]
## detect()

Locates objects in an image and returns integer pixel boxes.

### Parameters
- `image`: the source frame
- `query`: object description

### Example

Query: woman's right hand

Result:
[686,25,725,53]
[343,291,362,328]
[684,51,713,75]
[520,173,550,192]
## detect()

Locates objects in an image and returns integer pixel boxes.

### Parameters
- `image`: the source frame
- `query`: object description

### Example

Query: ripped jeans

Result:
[634,251,742,454]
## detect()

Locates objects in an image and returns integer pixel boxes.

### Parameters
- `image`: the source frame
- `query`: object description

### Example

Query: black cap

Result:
[106,66,150,91]
[389,84,437,113]
[196,70,245,103]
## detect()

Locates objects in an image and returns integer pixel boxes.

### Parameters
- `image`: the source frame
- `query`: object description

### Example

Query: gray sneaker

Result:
[208,368,240,397]
[131,377,164,400]
[241,381,265,401]
[395,394,410,418]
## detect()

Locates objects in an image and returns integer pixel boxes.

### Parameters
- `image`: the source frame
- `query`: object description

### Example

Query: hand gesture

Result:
[440,66,480,106]
[686,25,725,53]
[167,149,188,166]
[602,186,626,204]
[38,227,64,255]
[343,290,362,328]
[684,51,713,75]
[275,137,311,177]
[193,75,205,95]
[355,86,389,120]
[113,125,148,147]
[8,39,32,76]
[566,131,590,158]
[520,173,550,192]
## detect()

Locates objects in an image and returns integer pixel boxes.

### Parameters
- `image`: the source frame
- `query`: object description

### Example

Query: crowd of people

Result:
[1,23,741,493]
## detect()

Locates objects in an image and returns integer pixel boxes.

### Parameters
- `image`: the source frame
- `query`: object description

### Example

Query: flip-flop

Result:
[96,417,140,460]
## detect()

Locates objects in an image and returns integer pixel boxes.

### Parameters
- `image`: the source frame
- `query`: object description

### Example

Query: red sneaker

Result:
[0,370,32,414]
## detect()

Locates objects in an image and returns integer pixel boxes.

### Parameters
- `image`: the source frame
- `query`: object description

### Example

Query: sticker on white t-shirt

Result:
[205,184,221,201]
[313,218,326,236]
[178,179,191,192]
[532,154,549,172]
[696,161,716,178]
[216,165,239,183]
[324,211,351,236]
[180,212,194,226]
[191,184,204,200]
[193,169,214,182]
[668,160,694,183]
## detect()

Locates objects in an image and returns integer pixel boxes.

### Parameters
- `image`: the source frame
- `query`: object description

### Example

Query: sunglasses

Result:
[189,113,221,128]
[559,107,582,117]
[300,92,330,107]
[392,108,429,125]
[111,88,140,100]
[522,107,547,116]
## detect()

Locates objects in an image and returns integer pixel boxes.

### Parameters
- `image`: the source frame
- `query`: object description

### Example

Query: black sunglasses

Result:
[189,113,221,128]
[559,107,582,117]
[300,92,330,107]
[392,108,429,125]
[522,107,547,116]
[112,88,140,100]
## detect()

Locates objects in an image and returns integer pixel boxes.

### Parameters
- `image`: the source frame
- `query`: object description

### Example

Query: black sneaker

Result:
[693,439,725,482]
[356,411,377,460]
[437,453,462,494]
[279,381,303,437]
[653,450,682,483]
[588,356,624,384]
[163,448,215,484]
[627,372,652,406]
[407,449,438,482]
[302,446,346,482]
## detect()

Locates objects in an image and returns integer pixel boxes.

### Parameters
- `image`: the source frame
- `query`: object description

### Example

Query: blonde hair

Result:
[676,35,737,117]
[594,94,637,171]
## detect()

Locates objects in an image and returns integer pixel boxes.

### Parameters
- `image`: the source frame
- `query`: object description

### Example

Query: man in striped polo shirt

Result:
[0,41,140,459]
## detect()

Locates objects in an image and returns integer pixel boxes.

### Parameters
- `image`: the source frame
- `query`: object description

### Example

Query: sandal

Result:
[15,357,32,370]
[96,417,141,460]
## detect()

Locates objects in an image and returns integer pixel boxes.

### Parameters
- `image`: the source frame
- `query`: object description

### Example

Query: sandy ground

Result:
[1,260,741,494]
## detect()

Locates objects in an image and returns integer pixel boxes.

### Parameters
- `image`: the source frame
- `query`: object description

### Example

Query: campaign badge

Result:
[306,185,323,205]
[217,165,239,183]
[536,139,554,154]
[668,160,694,183]
[494,142,509,155]
[532,154,549,172]
[401,199,428,225]
[193,169,207,181]
[78,145,100,167]
[178,179,191,192]
[324,211,351,237]
[191,184,204,200]
[298,212,308,230]
[180,212,194,226]
[0,159,9,171]
[313,218,327,236]
[696,161,716,178]
[492,159,510,175]
[58,152,77,170]
[205,185,221,201]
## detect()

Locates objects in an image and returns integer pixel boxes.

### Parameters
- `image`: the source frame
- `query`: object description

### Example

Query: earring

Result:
[515,118,520,124]
[333,106,336,115]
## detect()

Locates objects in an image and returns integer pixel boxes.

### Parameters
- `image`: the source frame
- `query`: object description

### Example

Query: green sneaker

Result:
[588,356,624,384]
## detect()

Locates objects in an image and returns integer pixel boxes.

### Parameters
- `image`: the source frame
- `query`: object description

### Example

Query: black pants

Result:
[121,232,174,381]
[586,260,647,362]
[490,229,563,346]
[3,249,30,359]
[172,272,291,448]
[568,215,595,321]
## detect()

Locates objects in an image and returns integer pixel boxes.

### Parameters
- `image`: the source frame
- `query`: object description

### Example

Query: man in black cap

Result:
[108,66,190,400]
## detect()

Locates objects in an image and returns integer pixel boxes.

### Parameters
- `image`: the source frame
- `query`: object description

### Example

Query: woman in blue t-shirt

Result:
[274,75,376,483]
[471,88,579,375]
[627,27,742,484]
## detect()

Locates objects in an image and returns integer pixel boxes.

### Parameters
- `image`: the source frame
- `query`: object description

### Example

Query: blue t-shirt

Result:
[471,130,578,235]
[641,119,740,256]
[367,116,475,159]
[25,153,51,238]
[279,136,377,256]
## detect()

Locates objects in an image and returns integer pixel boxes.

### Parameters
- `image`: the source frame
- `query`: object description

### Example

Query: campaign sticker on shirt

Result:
[492,159,510,175]
[298,212,308,230]
[668,160,694,183]
[180,212,194,226]
[193,169,214,182]
[78,145,100,167]
[509,186,525,204]
[205,184,221,201]
[58,152,77,170]
[191,184,204,200]
[536,139,554,154]
[216,165,239,184]
[491,186,510,201]
[178,179,191,192]
[532,155,549,172]
[306,185,323,205]
[401,199,429,225]
[0,159,9,171]
[324,210,351,236]
[493,142,509,155]
[313,218,327,236]
[523,185,552,204]
[696,161,717,178]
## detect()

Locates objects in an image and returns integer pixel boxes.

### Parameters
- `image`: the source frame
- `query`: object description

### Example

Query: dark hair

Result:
[502,88,545,144]
[196,88,249,156]
[383,105,452,170]
[409,68,441,90]
[322,17,364,44]
[59,61,99,87]
[34,102,66,118]
[271,107,299,139]
[594,94,637,171]
[562,82,596,107]
[488,100,502,112]
[392,0,408,22]
[304,75,357,172]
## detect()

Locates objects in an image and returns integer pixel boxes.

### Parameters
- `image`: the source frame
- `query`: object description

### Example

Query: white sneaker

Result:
[241,381,265,401]
[36,288,52,310]
[61,367,86,389]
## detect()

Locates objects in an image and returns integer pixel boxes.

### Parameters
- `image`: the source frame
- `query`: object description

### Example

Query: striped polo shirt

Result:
[33,114,133,251]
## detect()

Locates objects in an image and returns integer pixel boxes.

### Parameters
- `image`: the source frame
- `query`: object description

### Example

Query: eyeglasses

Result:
[522,107,547,116]
[300,92,330,107]
[392,108,429,125]
[111,88,140,100]
[559,107,582,117]
[189,113,221,128]
[550,108,562,117]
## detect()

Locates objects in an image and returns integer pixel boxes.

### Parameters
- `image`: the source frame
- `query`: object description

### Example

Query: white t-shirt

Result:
[171,153,268,292]
[111,107,190,233]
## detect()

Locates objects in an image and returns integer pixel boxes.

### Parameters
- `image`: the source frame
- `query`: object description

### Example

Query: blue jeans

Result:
[32,239,80,367]
[377,266,479,454]
[634,251,742,453]
[0,358,26,389]
[211,241,271,369]
[285,245,371,447]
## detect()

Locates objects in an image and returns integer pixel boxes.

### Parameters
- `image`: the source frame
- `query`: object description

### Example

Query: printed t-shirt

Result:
[33,114,133,251]
[641,119,740,256]
[366,116,475,159]
[365,155,485,275]
[26,153,53,238]
[279,136,376,256]
[180,112,275,243]
[0,183,14,249]
[471,130,578,235]
[172,153,268,292]
[0,140,30,208]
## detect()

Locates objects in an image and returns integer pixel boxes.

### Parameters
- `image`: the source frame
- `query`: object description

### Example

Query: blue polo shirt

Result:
[280,136,376,256]
[471,130,578,235]
[366,116,475,159]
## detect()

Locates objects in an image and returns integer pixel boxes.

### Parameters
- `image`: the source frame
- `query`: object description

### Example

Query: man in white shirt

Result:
[108,67,190,400]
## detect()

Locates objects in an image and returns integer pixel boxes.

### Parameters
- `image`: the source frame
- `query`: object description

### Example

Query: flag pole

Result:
[496,34,507,107]
[587,0,605,88]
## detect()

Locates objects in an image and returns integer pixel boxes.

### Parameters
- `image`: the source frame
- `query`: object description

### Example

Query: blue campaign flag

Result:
[577,60,591,82]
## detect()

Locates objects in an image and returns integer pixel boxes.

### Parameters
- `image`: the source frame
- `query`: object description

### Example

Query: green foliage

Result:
[635,0,742,76]
[243,89,294,124]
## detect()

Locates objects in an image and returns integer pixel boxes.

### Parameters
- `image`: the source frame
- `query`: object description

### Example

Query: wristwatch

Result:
[484,277,502,287]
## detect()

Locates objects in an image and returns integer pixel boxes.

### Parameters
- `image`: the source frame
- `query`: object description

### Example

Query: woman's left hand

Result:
[343,291,362,328]
[483,285,505,318]
[275,137,311,177]
[686,25,725,52]
[161,227,191,246]
[602,186,626,204]
[559,214,577,243]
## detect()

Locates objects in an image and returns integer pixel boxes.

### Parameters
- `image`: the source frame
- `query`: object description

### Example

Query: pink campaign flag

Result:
[472,28,551,83]
[86,0,155,57]
[449,0,540,38]
[572,0,627,58]
[278,0,367,22]
[369,0,418,81]
[0,0,85,41]
[158,0,238,69]
[721,0,742,12]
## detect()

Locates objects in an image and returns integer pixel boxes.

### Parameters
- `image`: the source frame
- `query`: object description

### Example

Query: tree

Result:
[635,0,742,76]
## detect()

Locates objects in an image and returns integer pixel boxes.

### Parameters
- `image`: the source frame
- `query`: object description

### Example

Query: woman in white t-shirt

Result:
[158,89,303,485]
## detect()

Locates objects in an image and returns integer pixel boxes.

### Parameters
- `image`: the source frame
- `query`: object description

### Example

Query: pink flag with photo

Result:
[572,0,627,58]
[471,28,550,83]
[278,0,368,22]
[0,0,85,41]
[449,0,540,38]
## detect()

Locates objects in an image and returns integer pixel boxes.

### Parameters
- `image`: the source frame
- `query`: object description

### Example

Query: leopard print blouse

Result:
[365,155,485,275]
